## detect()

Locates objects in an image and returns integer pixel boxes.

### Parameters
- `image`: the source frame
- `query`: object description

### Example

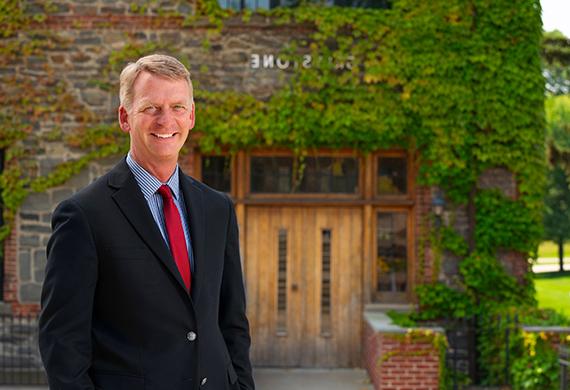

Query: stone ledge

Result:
[363,310,445,334]
[522,326,570,333]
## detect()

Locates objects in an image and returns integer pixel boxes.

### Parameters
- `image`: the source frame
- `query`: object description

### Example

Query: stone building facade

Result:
[5,0,305,310]
[1,1,528,382]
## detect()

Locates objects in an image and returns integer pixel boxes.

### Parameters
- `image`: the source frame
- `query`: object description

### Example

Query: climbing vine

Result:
[0,0,549,386]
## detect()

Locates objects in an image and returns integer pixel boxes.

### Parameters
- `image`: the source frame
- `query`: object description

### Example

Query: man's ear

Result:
[118,106,131,133]
[189,102,196,130]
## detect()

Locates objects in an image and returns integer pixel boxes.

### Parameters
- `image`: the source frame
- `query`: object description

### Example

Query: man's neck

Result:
[129,152,177,183]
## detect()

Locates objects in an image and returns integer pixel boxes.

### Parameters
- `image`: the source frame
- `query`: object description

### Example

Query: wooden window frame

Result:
[245,149,364,200]
[193,152,236,197]
[373,150,414,201]
[372,207,415,303]
[369,150,416,303]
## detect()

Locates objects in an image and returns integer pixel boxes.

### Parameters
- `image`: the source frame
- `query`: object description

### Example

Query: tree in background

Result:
[544,95,570,270]
[544,165,570,271]
[542,30,570,95]
[542,30,570,269]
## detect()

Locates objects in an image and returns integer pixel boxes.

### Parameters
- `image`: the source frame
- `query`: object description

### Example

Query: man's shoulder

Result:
[64,159,127,207]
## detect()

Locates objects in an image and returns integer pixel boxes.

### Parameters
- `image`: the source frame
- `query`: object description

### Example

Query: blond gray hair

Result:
[119,54,193,110]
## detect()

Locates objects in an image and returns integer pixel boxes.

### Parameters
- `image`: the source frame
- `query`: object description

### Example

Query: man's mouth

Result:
[152,133,176,139]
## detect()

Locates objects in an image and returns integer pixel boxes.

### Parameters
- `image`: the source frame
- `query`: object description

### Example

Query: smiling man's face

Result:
[119,71,195,174]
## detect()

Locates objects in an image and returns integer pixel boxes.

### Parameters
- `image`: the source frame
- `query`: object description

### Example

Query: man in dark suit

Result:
[39,54,255,390]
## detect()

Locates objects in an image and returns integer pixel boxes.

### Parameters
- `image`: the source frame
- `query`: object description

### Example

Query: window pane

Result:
[217,0,285,9]
[377,157,407,195]
[217,0,389,9]
[299,157,359,193]
[277,228,288,334]
[251,157,293,193]
[377,212,407,293]
[250,156,359,194]
[321,229,332,335]
[201,156,231,192]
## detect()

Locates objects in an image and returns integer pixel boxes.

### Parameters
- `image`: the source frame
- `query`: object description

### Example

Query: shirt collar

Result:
[126,153,181,200]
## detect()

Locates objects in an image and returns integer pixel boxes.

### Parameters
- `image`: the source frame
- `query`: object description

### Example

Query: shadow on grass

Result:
[533,270,570,279]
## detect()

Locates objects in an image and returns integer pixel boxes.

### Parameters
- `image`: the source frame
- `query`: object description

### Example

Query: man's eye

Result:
[173,105,186,111]
[143,106,158,113]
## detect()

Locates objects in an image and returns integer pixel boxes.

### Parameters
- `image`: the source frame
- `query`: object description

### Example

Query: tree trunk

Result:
[559,237,565,272]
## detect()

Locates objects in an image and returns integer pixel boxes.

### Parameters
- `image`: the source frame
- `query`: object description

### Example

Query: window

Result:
[320,229,332,335]
[376,212,408,294]
[377,156,407,196]
[250,156,359,194]
[201,156,232,193]
[217,0,296,10]
[217,0,390,10]
[277,228,288,334]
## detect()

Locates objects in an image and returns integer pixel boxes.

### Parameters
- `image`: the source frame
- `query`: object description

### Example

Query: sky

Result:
[541,0,570,37]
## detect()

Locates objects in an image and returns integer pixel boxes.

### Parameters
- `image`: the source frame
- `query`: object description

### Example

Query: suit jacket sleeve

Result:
[219,195,255,390]
[39,199,97,390]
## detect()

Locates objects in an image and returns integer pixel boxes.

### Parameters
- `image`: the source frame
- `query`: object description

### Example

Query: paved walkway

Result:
[0,368,373,390]
[254,368,373,390]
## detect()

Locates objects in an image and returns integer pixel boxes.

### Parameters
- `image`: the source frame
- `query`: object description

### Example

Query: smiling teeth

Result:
[154,133,174,138]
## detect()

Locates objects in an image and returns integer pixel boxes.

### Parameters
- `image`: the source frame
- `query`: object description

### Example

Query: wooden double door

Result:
[245,207,363,367]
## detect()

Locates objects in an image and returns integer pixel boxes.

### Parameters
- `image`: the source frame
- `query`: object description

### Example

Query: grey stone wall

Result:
[25,0,196,16]
[7,1,304,304]
[18,156,121,303]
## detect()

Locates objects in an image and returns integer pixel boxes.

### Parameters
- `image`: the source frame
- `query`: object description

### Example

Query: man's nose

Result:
[156,108,176,127]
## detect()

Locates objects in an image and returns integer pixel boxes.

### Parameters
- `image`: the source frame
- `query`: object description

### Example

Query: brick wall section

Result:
[363,320,382,387]
[363,321,441,390]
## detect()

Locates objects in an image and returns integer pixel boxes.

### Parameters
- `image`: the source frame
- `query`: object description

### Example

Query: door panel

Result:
[245,207,362,367]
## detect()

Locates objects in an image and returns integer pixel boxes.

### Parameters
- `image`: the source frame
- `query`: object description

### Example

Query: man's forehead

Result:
[134,70,189,85]
[135,96,191,105]
[132,72,192,103]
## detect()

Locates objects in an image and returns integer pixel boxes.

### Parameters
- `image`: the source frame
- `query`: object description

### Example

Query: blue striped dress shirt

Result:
[126,153,194,272]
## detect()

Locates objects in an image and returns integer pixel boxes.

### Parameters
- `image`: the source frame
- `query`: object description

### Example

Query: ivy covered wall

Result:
[0,0,545,313]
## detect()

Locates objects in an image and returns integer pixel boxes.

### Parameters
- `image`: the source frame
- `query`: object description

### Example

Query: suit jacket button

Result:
[200,377,208,386]
[187,331,197,341]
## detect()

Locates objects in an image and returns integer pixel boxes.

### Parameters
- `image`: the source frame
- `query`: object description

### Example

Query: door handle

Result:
[291,283,299,292]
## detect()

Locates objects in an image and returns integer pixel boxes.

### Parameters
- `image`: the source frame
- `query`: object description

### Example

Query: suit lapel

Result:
[108,160,189,295]
[179,171,205,302]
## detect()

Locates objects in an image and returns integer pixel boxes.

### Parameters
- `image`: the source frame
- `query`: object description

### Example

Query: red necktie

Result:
[158,185,191,291]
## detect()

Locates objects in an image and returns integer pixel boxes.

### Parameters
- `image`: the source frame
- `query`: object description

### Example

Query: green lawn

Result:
[534,274,570,316]
[538,240,570,258]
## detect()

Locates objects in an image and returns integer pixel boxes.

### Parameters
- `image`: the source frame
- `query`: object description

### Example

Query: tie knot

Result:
[158,185,173,200]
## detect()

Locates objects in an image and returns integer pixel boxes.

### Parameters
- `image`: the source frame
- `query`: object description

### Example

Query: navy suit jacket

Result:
[39,159,254,390]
